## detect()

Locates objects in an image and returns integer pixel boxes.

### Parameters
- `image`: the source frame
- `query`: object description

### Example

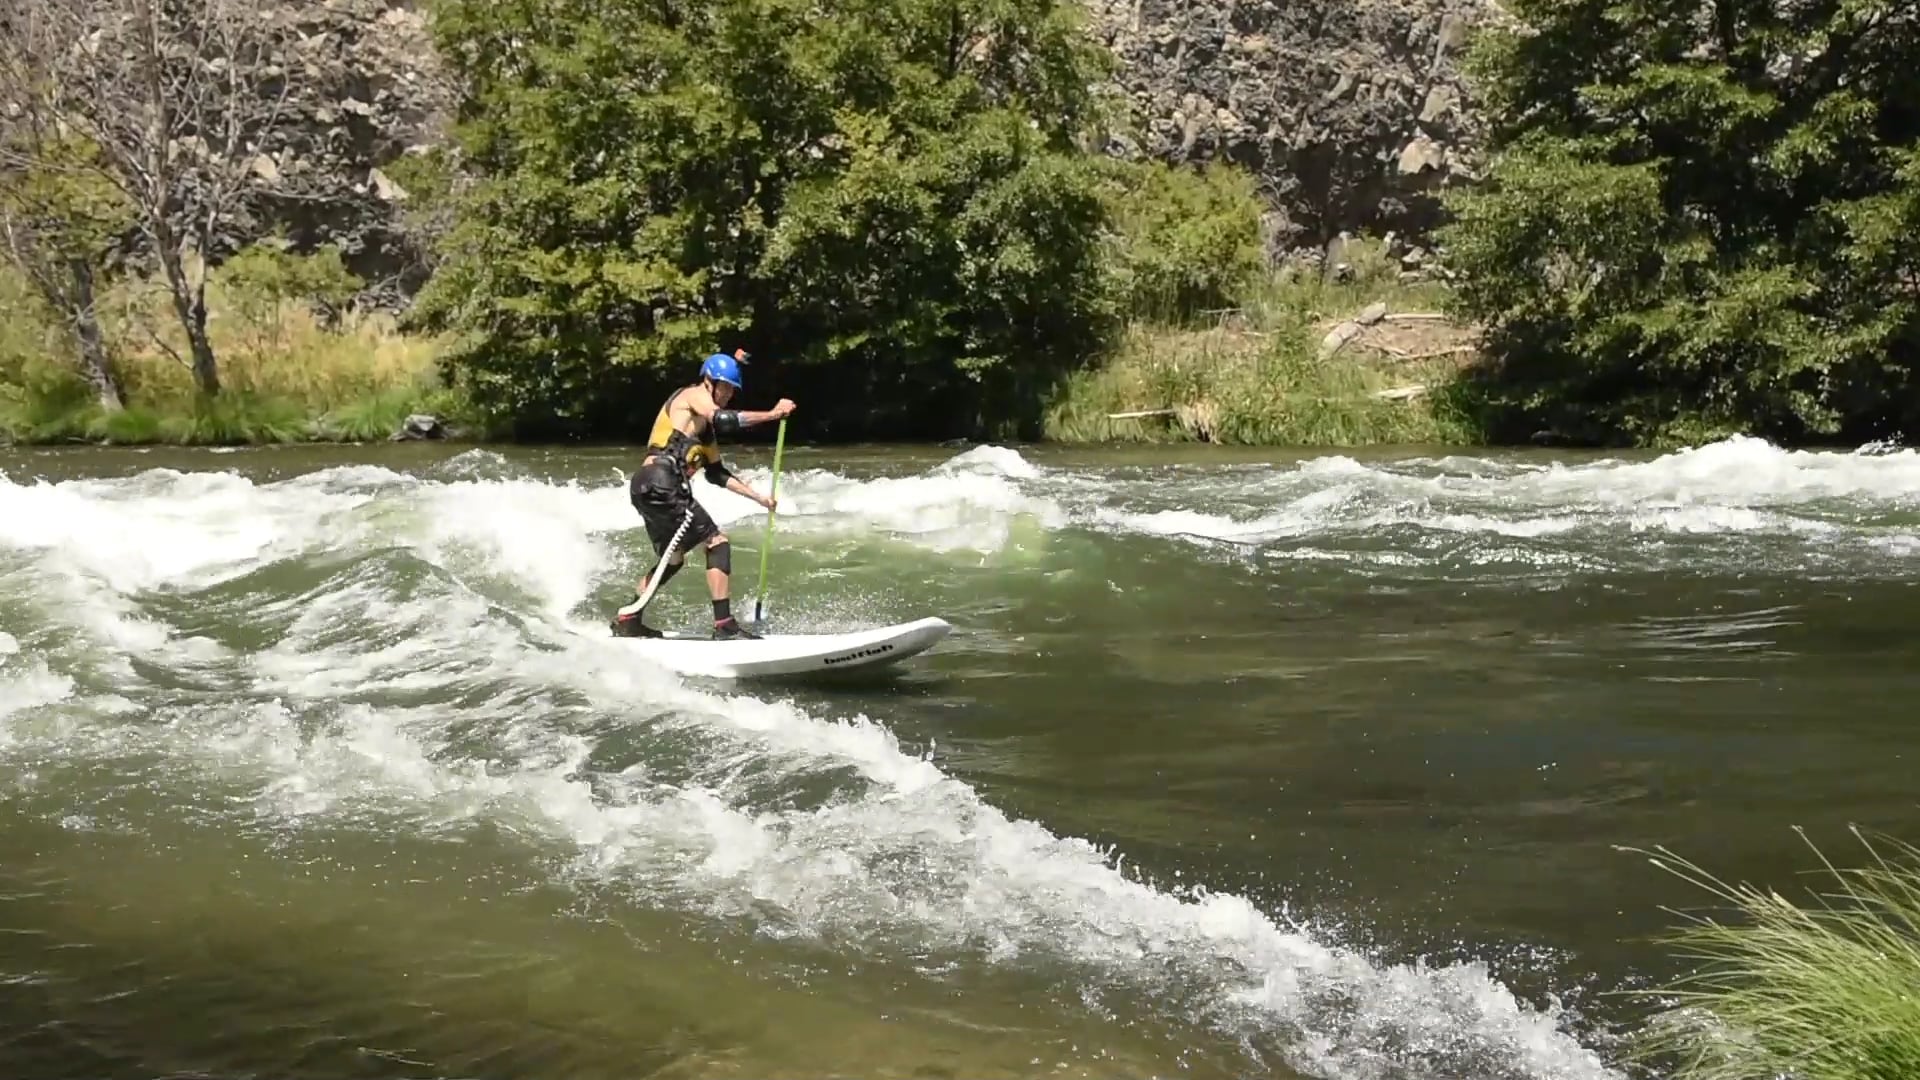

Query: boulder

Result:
[390,413,446,441]
[1319,320,1364,358]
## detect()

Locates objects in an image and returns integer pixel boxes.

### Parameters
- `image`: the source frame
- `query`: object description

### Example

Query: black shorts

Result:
[629,462,720,558]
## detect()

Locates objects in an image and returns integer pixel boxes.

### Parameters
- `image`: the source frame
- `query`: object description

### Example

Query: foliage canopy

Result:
[1439,0,1920,447]
[413,0,1152,440]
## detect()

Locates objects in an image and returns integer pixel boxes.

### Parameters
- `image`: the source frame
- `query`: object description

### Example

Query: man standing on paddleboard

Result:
[610,349,796,640]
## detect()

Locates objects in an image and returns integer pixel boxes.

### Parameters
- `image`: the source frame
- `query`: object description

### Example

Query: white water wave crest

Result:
[629,434,1920,567]
[1045,436,1920,569]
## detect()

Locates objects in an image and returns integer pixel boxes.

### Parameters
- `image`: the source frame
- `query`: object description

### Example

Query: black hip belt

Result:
[633,455,688,501]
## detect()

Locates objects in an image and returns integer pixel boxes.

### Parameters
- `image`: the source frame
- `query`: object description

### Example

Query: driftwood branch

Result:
[1373,344,1478,362]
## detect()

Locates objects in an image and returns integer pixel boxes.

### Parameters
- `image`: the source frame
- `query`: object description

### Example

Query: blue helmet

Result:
[700,352,743,388]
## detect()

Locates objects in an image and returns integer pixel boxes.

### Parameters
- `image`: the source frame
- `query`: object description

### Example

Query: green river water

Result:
[2,437,1917,1080]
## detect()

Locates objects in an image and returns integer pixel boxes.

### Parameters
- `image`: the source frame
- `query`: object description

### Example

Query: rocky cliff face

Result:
[266,0,1487,291]
[230,0,457,299]
[1084,0,1490,258]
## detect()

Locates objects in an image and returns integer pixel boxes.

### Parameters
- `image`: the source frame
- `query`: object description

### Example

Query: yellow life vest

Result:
[645,386,720,477]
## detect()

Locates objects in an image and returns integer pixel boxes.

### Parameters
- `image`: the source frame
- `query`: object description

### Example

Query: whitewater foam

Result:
[1046,438,1919,573]
[0,657,74,726]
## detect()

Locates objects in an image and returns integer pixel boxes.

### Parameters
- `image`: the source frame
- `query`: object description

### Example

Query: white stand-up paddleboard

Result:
[619,616,952,679]
[610,418,951,678]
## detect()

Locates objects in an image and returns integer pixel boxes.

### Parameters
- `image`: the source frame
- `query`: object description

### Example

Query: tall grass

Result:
[1623,826,1920,1080]
[1045,235,1477,446]
[1,255,466,445]
[1044,324,1474,445]
[1234,236,1454,332]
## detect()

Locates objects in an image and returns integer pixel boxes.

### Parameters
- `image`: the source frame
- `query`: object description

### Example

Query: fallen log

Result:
[1374,344,1478,362]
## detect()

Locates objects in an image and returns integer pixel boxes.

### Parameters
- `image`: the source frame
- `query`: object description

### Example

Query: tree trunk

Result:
[185,283,220,397]
[158,240,221,396]
[66,260,126,412]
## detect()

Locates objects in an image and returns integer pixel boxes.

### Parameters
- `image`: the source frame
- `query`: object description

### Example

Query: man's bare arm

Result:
[688,392,797,433]
[723,473,775,510]
[701,460,777,509]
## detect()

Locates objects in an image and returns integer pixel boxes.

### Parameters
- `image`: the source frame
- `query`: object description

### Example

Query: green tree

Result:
[411,0,1122,440]
[1439,0,1920,447]
[7,0,352,402]
[1093,157,1267,327]
[0,131,133,413]
[217,243,365,330]
[0,8,139,413]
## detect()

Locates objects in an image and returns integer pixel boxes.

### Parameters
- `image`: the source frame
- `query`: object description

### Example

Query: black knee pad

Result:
[707,540,731,574]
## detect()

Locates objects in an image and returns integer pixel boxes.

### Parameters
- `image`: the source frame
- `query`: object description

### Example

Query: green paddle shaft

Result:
[752,418,787,623]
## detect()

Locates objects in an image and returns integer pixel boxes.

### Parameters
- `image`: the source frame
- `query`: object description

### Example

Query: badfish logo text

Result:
[823,643,895,666]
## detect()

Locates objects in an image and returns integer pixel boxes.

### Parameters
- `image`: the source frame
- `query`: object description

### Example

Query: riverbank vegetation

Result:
[2,0,1915,449]
[0,250,458,445]
[404,0,1237,443]
[1437,0,1920,449]
[1043,236,1476,445]
[0,0,1468,448]
[1627,828,1920,1080]
[0,0,460,446]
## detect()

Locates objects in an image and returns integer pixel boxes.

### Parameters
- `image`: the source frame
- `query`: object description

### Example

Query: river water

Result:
[2,437,1916,1080]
